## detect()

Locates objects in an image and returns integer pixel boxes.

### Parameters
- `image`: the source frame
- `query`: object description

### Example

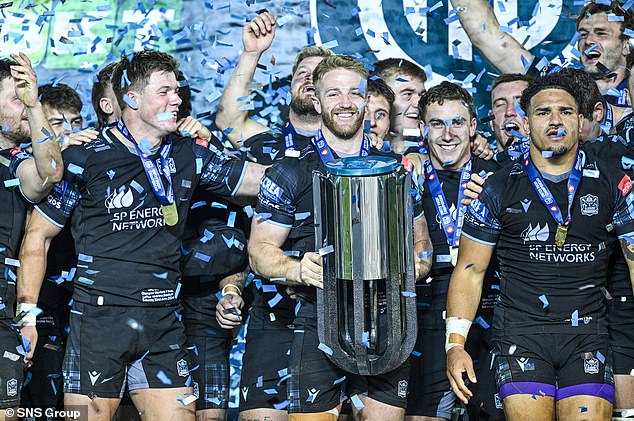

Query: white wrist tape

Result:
[445,317,472,353]
[16,303,38,327]
[221,284,242,297]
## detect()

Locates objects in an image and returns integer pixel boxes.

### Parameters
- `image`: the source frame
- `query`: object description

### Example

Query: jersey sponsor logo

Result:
[47,194,63,209]
[6,378,17,397]
[195,138,209,148]
[397,379,408,398]
[241,386,249,401]
[9,148,21,156]
[580,194,599,216]
[521,223,549,243]
[260,176,284,202]
[105,187,134,211]
[177,359,189,377]
[469,198,489,223]
[619,174,633,196]
[584,357,599,374]
[520,199,531,212]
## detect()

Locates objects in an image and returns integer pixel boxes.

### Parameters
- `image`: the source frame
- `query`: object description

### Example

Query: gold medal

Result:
[162,202,179,226]
[450,247,459,267]
[555,224,568,247]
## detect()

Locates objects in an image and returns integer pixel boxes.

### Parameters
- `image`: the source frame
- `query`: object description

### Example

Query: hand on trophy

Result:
[298,252,323,289]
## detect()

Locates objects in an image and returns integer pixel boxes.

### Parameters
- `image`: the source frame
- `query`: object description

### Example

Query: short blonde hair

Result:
[292,46,333,76]
[313,55,368,94]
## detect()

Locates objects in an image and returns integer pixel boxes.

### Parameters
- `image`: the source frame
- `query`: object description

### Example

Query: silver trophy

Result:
[313,156,417,375]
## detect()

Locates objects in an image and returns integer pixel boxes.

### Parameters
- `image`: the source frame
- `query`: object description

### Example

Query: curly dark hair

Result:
[519,73,581,115]
[556,68,603,120]
[417,81,475,122]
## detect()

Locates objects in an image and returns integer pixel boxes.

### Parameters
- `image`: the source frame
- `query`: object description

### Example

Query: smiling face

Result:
[577,12,630,76]
[290,56,323,116]
[127,70,182,137]
[313,68,366,140]
[490,80,529,151]
[365,93,391,145]
[422,99,475,170]
[384,74,425,137]
[43,105,82,138]
[525,88,583,158]
[0,77,29,146]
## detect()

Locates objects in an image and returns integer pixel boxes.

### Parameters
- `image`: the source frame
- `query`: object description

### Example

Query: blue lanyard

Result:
[616,79,628,107]
[522,150,582,228]
[282,121,296,151]
[117,119,174,206]
[312,129,370,165]
[604,102,614,132]
[424,159,472,247]
[417,136,428,154]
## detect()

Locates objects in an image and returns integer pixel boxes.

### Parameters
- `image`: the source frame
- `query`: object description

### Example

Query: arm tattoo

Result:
[619,238,634,261]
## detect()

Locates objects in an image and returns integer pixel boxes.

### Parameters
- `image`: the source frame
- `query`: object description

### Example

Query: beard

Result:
[323,107,364,140]
[290,94,318,117]
[0,114,30,148]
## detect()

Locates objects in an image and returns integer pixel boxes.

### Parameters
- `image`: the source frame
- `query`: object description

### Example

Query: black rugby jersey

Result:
[243,127,314,165]
[35,129,247,307]
[0,148,32,318]
[418,157,498,328]
[463,150,634,335]
[255,139,422,302]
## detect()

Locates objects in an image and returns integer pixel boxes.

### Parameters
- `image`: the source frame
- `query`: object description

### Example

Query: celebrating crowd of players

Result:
[1,1,634,420]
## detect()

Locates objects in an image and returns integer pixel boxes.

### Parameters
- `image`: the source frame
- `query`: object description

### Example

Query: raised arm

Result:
[445,236,495,404]
[12,53,63,201]
[450,0,533,74]
[215,12,277,148]
[248,218,323,289]
[16,209,63,361]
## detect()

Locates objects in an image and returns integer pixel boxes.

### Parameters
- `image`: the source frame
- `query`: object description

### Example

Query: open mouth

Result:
[405,111,418,120]
[334,110,357,121]
[503,121,520,133]
[302,85,315,95]
[584,50,601,62]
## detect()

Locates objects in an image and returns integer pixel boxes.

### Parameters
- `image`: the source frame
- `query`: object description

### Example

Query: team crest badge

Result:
[580,194,599,216]
[584,357,599,375]
[177,359,189,377]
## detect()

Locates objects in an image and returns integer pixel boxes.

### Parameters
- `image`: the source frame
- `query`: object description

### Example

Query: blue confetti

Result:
[539,295,549,308]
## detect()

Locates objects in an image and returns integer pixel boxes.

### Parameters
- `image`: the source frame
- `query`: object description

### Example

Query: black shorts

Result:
[0,319,26,408]
[183,294,232,410]
[63,302,192,398]
[239,289,294,412]
[608,296,634,375]
[466,325,505,421]
[493,333,614,403]
[407,323,456,418]
[20,319,66,411]
[288,299,409,414]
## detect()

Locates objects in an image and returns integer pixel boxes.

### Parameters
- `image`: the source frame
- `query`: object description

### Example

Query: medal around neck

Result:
[162,202,179,226]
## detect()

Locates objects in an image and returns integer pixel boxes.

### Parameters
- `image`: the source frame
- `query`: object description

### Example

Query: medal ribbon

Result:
[312,129,370,165]
[522,150,582,230]
[117,119,174,206]
[282,121,297,151]
[424,159,472,248]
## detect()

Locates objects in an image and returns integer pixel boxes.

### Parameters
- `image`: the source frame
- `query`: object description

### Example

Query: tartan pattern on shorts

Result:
[62,349,81,394]
[202,362,229,408]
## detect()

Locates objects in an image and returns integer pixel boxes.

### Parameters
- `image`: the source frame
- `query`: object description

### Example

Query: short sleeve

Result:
[34,180,81,228]
[461,184,503,246]
[254,161,299,228]
[613,173,634,238]
[196,142,248,198]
